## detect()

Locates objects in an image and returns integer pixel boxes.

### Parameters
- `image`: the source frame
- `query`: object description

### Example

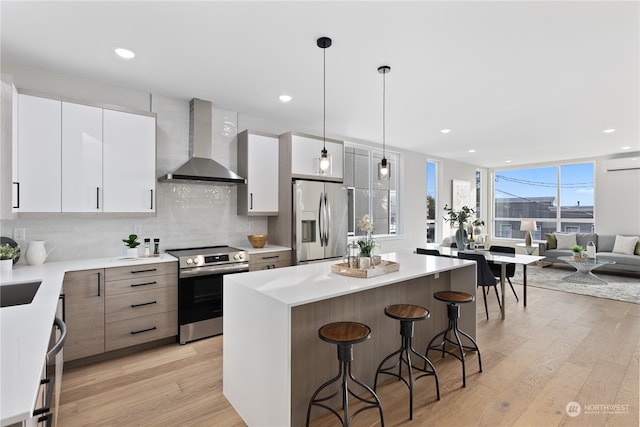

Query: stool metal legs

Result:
[426,302,482,387]
[374,320,440,420]
[306,343,384,427]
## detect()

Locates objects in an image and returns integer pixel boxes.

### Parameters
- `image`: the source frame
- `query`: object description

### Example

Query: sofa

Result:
[538,233,640,274]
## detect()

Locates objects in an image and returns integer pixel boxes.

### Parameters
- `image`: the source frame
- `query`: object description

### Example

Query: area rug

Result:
[512,264,640,304]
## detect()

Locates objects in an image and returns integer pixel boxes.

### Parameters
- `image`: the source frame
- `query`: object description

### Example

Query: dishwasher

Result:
[32,297,66,427]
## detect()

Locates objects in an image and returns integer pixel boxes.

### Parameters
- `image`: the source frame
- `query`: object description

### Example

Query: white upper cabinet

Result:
[289,133,343,181]
[61,102,103,212]
[237,131,278,216]
[14,92,156,214]
[103,109,156,213]
[16,94,62,212]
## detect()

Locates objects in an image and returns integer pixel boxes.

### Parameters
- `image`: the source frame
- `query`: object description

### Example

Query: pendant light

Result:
[317,36,332,173]
[378,65,390,180]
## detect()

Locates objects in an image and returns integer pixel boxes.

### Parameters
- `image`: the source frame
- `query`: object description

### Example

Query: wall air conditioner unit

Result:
[604,156,640,171]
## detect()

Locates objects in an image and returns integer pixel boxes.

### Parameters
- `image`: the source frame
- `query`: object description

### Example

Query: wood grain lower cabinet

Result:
[248,250,292,272]
[63,268,105,361]
[104,262,178,352]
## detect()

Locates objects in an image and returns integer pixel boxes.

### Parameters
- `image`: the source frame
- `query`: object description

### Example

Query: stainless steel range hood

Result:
[159,98,246,184]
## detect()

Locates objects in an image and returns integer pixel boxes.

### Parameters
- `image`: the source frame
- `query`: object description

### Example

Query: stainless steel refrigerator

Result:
[293,180,348,263]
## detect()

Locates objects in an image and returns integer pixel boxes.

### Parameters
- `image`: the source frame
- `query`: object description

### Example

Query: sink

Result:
[0,281,42,308]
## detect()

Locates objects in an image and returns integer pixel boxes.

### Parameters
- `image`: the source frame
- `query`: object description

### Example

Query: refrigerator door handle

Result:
[318,192,325,247]
[324,192,331,246]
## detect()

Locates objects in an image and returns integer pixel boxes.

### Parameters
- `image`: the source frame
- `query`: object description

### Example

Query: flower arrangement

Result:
[356,214,376,257]
[443,204,475,229]
[0,243,20,261]
[472,218,485,227]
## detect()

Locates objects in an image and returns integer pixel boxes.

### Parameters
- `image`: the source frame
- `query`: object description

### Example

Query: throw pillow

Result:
[555,233,577,249]
[544,233,557,250]
[635,239,640,256]
[612,235,638,255]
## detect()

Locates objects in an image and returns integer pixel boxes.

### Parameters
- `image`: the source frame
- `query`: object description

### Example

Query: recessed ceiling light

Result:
[621,146,631,150]
[602,128,616,134]
[114,48,135,59]
[505,160,512,163]
[468,149,476,153]
[279,95,292,103]
[440,129,451,134]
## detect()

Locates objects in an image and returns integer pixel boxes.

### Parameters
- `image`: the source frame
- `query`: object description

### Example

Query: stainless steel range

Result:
[166,245,249,344]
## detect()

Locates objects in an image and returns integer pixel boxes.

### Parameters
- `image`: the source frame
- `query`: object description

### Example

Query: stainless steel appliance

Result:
[166,246,249,344]
[293,180,348,263]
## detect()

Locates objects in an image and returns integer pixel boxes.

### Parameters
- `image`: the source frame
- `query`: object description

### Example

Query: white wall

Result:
[594,156,640,235]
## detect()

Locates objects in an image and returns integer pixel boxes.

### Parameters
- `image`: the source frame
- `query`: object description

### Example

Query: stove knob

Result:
[235,253,244,260]
[186,258,193,265]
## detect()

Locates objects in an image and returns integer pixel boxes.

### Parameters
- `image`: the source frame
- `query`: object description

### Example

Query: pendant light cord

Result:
[382,68,386,158]
[323,46,326,151]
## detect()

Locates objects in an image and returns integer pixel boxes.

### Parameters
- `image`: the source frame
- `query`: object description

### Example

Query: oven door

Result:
[178,263,248,342]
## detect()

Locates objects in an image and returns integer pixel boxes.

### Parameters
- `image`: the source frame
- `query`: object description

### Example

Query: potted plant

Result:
[356,214,376,266]
[0,243,20,272]
[122,234,141,257]
[472,218,485,236]
[570,245,584,260]
[444,204,475,249]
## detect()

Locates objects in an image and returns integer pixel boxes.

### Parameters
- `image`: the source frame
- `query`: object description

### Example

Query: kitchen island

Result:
[223,250,476,427]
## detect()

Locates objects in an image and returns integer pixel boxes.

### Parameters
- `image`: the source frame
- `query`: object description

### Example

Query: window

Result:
[344,144,399,237]
[426,161,437,243]
[493,162,594,240]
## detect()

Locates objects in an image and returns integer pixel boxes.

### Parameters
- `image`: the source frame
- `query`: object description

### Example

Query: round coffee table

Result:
[558,256,615,285]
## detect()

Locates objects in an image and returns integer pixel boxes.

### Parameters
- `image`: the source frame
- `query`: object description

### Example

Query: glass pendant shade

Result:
[319,148,330,171]
[378,157,390,179]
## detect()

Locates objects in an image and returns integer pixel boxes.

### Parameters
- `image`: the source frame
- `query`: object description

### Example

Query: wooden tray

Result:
[331,261,400,278]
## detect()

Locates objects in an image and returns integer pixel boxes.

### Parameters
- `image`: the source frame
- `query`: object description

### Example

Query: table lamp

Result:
[520,220,537,246]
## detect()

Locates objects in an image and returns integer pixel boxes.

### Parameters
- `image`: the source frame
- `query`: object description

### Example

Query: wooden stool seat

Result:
[384,304,429,321]
[433,290,475,304]
[319,321,371,345]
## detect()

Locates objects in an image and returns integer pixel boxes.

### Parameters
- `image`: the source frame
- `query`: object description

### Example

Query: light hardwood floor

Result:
[58,283,639,427]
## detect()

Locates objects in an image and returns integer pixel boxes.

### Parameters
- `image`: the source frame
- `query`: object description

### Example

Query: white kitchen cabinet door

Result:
[237,131,278,215]
[61,102,103,212]
[290,134,343,180]
[102,109,156,212]
[17,94,62,212]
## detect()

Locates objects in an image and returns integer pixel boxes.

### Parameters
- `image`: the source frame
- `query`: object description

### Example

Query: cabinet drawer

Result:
[105,262,177,281]
[106,273,176,295]
[249,250,292,271]
[106,287,177,323]
[105,311,177,351]
[250,258,292,272]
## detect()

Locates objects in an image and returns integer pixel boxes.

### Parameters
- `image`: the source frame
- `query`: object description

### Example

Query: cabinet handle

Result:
[131,326,157,335]
[97,271,101,297]
[250,193,253,210]
[96,187,100,209]
[150,189,154,210]
[130,268,157,274]
[261,255,280,260]
[12,182,19,208]
[130,281,157,287]
[131,300,157,308]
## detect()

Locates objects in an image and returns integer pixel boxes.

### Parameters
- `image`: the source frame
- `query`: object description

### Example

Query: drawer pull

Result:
[130,268,157,274]
[131,326,157,335]
[131,300,157,308]
[261,255,280,260]
[130,281,157,287]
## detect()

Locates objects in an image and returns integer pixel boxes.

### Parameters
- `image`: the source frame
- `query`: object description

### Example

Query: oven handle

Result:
[179,263,250,277]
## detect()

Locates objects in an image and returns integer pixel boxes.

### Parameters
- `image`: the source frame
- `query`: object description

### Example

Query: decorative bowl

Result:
[247,234,268,249]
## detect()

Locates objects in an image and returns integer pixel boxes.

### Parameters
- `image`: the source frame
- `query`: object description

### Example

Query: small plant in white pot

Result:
[570,245,584,260]
[0,243,20,273]
[122,234,141,257]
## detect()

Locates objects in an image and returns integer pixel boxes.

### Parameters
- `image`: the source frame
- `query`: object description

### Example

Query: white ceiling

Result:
[2,1,638,168]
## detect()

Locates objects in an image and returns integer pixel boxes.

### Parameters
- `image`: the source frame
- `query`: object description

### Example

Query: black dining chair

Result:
[458,252,501,320]
[488,245,519,301]
[416,248,441,256]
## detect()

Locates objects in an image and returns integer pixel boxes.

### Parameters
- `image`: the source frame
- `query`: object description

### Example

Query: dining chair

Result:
[488,245,518,301]
[458,252,501,320]
[416,248,441,256]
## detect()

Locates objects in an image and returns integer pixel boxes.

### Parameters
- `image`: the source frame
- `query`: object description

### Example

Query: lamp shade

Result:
[519,220,537,232]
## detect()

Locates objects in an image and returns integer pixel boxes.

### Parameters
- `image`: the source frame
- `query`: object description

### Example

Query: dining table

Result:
[423,245,545,319]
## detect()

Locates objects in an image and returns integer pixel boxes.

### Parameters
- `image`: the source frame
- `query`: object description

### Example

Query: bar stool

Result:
[425,291,482,387]
[374,304,440,420]
[306,321,384,427]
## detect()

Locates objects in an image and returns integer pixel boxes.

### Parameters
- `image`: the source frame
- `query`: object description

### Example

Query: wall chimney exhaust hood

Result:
[159,98,246,184]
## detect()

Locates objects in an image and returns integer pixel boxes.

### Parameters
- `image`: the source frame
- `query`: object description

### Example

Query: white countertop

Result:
[0,254,177,426]
[226,249,473,307]
[234,244,291,254]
